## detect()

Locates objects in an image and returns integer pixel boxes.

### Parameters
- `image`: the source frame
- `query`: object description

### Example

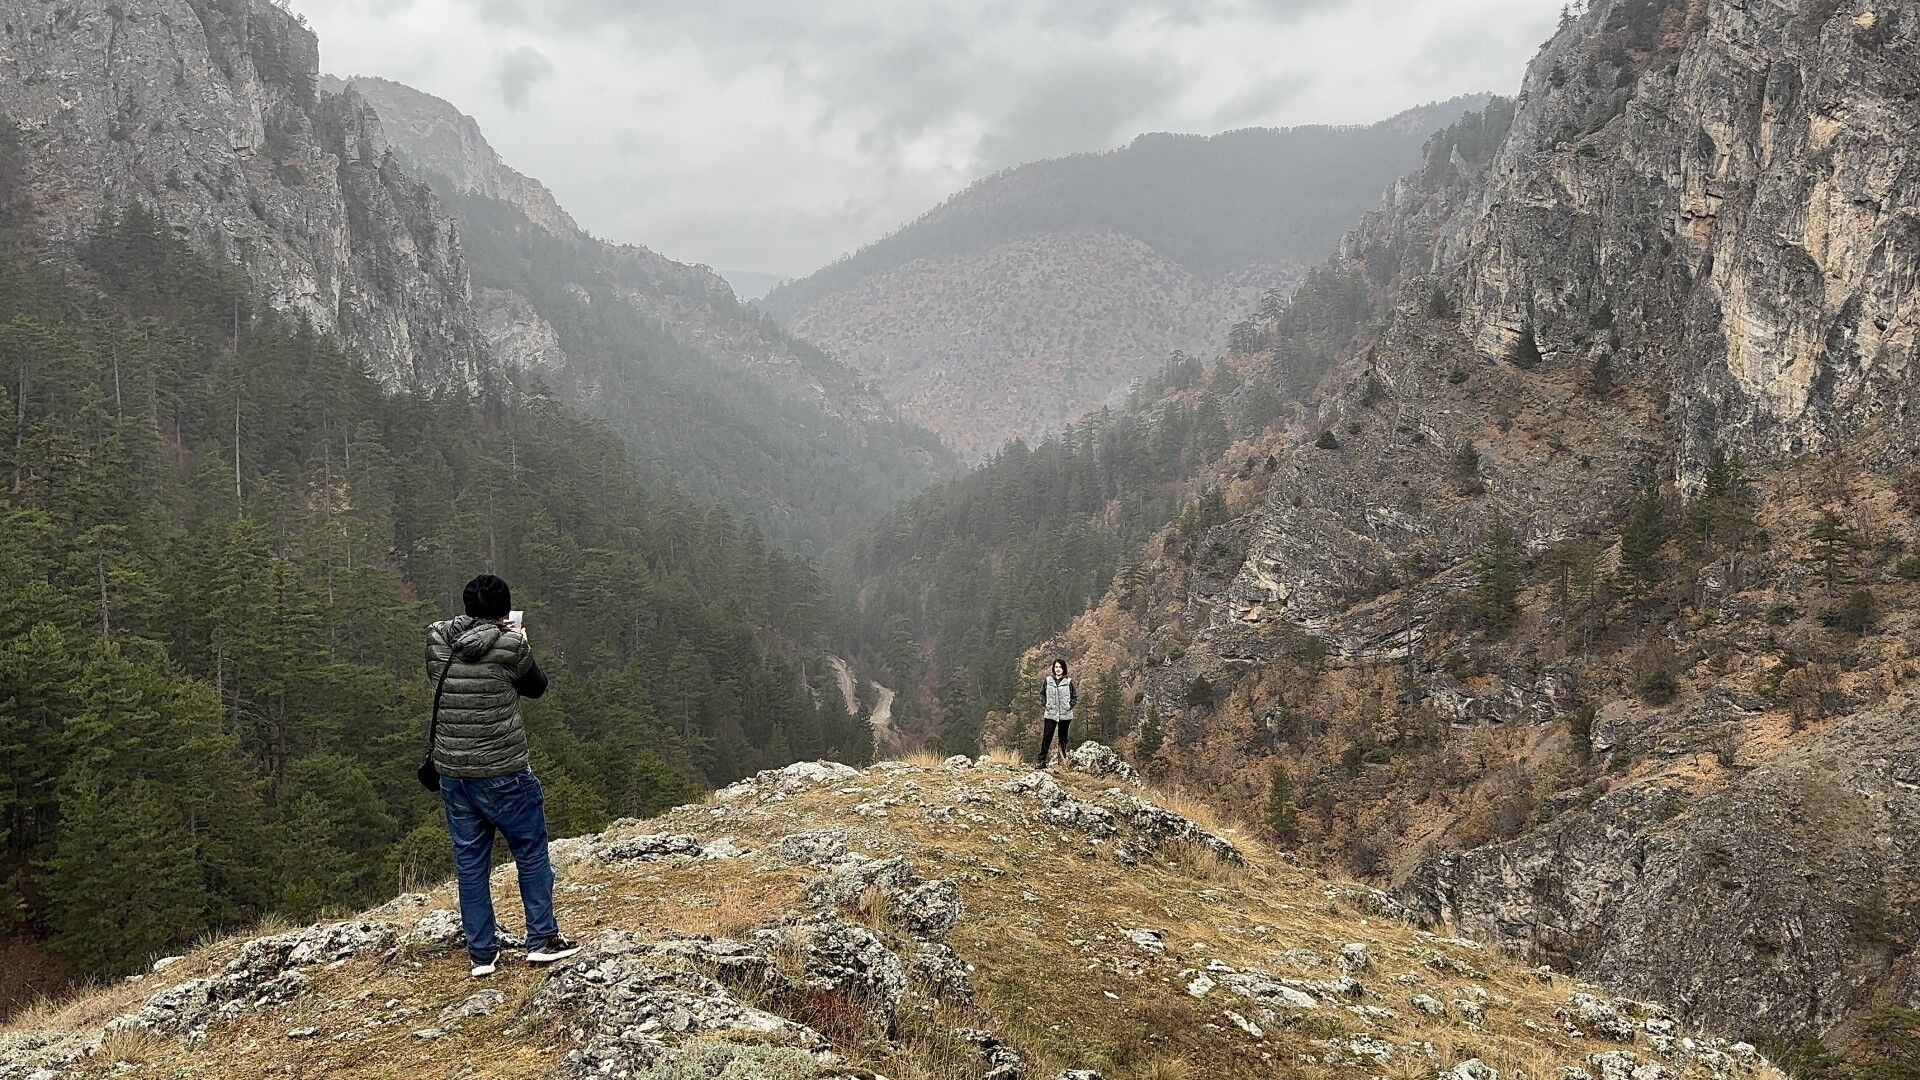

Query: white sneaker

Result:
[526,936,581,964]
[471,959,497,978]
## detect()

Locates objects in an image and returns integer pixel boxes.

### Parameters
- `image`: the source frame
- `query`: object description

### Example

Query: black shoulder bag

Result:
[417,656,454,792]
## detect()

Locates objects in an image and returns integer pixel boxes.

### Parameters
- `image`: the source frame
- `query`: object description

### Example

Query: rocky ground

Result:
[0,749,1781,1080]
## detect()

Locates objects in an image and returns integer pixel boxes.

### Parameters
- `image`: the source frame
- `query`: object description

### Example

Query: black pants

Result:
[1037,717,1071,763]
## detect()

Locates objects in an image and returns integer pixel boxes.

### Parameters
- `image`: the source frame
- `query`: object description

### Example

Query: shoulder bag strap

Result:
[425,652,455,758]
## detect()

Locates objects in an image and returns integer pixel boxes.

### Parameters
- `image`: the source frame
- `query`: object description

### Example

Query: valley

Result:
[3,0,1918,1076]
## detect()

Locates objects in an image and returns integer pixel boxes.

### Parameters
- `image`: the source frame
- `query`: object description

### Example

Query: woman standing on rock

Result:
[1036,658,1076,768]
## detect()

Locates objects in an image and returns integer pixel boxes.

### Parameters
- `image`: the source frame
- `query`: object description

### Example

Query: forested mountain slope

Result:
[0,150,870,1009]
[335,76,956,554]
[855,0,1920,1065]
[764,98,1487,459]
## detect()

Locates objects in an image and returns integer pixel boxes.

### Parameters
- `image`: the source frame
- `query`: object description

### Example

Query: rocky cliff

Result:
[764,99,1490,460]
[0,0,486,386]
[1000,0,1920,1052]
[0,751,1785,1080]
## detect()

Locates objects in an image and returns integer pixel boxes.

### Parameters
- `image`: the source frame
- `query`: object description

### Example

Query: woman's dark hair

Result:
[1051,658,1068,677]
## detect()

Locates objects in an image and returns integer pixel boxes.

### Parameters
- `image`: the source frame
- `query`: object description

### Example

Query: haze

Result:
[296,0,1558,278]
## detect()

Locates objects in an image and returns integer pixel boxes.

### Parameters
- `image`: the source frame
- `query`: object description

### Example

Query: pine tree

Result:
[1264,762,1299,845]
[1692,448,1755,550]
[1470,514,1524,633]
[47,769,206,973]
[1134,710,1166,766]
[1619,484,1669,590]
[1809,510,1859,589]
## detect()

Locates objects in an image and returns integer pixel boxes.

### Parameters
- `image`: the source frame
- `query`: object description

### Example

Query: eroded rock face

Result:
[1447,0,1920,464]
[1404,705,1920,1035]
[0,0,486,386]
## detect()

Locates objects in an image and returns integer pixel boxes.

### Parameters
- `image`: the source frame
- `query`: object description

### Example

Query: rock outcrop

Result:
[0,752,1782,1080]
[0,0,486,386]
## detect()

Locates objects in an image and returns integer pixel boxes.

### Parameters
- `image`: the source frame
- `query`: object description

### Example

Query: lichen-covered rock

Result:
[768,830,853,867]
[1065,742,1141,785]
[439,989,506,1023]
[795,916,907,1019]
[408,909,464,948]
[720,761,863,803]
[956,1027,1029,1080]
[103,920,399,1040]
[1096,791,1244,865]
[1444,1059,1499,1080]
[531,930,829,1077]
[892,878,964,941]
[1201,961,1320,1028]
[600,833,708,863]
[1558,993,1645,1043]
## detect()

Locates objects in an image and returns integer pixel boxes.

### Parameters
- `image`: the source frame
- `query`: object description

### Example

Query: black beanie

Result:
[462,574,512,619]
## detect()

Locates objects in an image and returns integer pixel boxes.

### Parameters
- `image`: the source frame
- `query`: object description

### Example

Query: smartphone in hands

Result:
[505,610,526,640]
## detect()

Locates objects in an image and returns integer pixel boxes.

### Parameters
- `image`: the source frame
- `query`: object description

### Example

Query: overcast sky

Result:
[296,0,1559,277]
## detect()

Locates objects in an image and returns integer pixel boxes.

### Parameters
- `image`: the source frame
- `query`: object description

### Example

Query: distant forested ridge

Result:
[0,193,870,991]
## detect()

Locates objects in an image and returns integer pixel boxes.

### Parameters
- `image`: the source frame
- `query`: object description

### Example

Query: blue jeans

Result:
[440,768,558,962]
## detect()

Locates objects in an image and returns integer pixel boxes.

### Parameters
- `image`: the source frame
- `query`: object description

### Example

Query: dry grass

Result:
[0,758,1788,1080]
[91,1024,164,1065]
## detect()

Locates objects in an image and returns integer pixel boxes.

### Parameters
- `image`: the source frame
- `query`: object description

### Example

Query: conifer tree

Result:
[1264,763,1299,845]
[1470,515,1524,632]
[1619,484,1670,590]
[1809,510,1859,590]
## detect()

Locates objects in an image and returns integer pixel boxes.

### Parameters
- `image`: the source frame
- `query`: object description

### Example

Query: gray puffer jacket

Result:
[426,616,549,779]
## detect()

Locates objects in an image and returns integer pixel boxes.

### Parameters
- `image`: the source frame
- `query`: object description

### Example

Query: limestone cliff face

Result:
[327,76,575,236]
[1021,0,1920,1045]
[1405,703,1920,1036]
[1436,0,1920,474]
[0,0,486,386]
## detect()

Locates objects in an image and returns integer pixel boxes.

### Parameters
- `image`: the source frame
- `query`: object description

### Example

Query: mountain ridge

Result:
[330,73,958,554]
[0,750,1787,1080]
[765,96,1492,459]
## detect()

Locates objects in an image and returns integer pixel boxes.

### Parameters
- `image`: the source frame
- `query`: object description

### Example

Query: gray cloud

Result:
[300,0,1558,274]
[975,56,1183,169]
[493,44,552,108]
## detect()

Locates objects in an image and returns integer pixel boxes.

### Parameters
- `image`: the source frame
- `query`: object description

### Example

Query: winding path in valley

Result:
[828,656,896,746]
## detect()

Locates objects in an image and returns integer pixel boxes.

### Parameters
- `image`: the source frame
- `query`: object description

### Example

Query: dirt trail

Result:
[868,681,895,741]
[826,657,859,716]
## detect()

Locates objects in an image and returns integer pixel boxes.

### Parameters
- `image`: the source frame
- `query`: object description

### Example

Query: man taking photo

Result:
[425,574,579,977]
